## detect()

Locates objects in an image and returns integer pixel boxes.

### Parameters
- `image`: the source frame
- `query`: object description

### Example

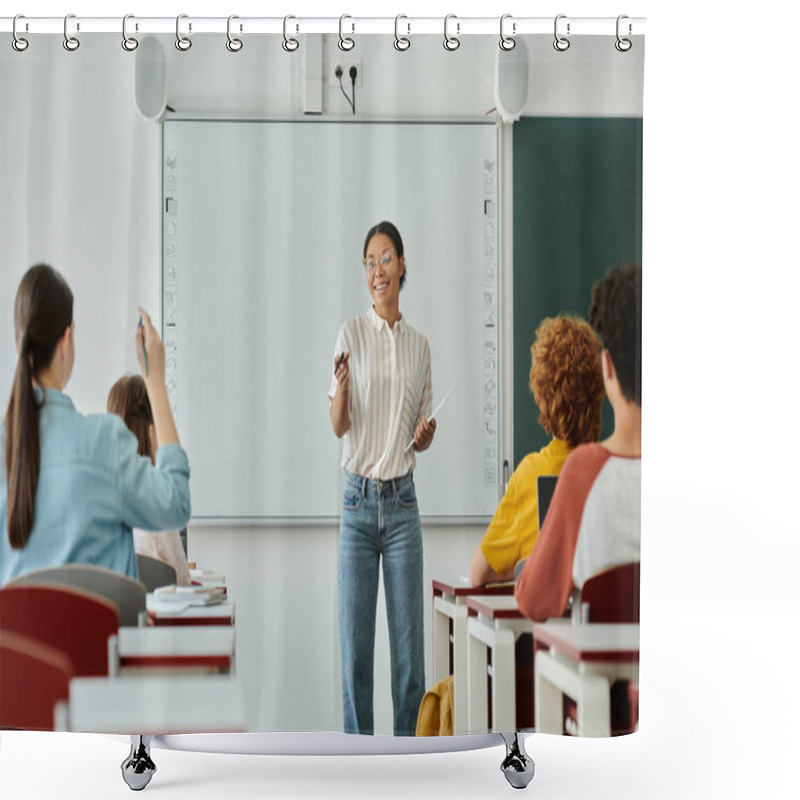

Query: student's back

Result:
[515,264,642,622]
[1,390,189,585]
[1,264,190,587]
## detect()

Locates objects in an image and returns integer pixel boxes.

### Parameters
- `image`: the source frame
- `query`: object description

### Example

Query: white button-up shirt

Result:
[329,307,433,480]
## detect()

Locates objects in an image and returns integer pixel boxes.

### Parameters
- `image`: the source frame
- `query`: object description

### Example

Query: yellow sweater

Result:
[480,438,572,577]
[416,674,454,736]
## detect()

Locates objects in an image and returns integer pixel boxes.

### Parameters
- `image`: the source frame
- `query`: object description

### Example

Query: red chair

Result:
[572,562,640,735]
[580,562,640,623]
[628,681,640,733]
[0,584,119,676]
[0,629,73,730]
[6,564,146,627]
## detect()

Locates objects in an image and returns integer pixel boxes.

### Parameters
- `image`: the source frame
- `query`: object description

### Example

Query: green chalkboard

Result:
[512,117,643,465]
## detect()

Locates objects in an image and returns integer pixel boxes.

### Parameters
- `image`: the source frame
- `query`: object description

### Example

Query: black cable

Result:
[349,66,357,115]
[337,74,355,114]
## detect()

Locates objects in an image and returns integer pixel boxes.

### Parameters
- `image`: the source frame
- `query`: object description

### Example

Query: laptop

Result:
[537,475,558,531]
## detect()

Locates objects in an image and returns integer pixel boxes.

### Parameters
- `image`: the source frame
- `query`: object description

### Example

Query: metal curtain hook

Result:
[63,13,80,51]
[443,14,460,51]
[553,14,570,52]
[12,14,29,52]
[122,14,138,51]
[499,14,516,51]
[339,14,355,51]
[615,14,632,52]
[282,15,299,52]
[394,14,410,51]
[175,14,192,51]
[226,15,243,52]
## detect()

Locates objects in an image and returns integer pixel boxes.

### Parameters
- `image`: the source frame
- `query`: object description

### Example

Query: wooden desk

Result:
[465,594,532,734]
[114,626,235,675]
[66,675,247,733]
[146,595,235,626]
[432,579,514,735]
[532,621,639,737]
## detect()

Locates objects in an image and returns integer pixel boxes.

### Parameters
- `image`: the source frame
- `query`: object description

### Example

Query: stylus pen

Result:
[335,352,345,372]
[138,316,149,376]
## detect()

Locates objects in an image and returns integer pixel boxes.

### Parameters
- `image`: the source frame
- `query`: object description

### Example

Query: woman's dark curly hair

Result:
[529,315,605,447]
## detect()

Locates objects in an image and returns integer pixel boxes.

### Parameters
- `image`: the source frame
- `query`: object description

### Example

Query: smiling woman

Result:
[328,220,436,736]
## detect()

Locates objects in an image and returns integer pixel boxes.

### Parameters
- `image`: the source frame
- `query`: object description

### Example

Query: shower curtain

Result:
[0,8,644,758]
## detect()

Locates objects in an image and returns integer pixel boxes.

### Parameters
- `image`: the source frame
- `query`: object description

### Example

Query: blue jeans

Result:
[339,471,425,736]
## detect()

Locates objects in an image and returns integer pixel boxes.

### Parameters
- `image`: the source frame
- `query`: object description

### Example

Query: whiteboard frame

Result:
[161,117,512,525]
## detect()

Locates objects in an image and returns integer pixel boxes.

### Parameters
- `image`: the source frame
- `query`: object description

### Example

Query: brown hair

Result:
[4,264,74,549]
[589,263,642,406]
[107,375,154,461]
[529,315,605,448]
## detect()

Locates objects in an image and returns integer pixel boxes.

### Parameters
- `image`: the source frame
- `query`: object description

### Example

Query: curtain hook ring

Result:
[282,15,299,52]
[122,14,139,51]
[394,14,410,51]
[175,14,192,51]
[12,14,29,52]
[615,14,632,52]
[553,14,570,52]
[339,14,355,51]
[499,14,516,51]
[63,13,80,51]
[443,14,460,51]
[226,15,243,52]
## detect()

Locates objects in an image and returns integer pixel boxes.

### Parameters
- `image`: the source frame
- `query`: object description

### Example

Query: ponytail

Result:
[5,337,42,548]
[4,265,73,549]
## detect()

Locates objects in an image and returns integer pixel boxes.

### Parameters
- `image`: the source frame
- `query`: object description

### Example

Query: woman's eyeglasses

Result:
[363,249,395,273]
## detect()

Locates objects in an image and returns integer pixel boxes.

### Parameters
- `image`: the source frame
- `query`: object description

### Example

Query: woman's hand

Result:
[136,308,165,387]
[334,352,350,389]
[330,352,351,438]
[137,308,179,447]
[413,416,436,452]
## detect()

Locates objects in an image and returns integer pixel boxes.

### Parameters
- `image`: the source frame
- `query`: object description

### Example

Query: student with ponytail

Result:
[1,264,190,585]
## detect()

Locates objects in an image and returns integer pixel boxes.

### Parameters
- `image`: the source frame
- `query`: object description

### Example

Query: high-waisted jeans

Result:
[338,470,425,736]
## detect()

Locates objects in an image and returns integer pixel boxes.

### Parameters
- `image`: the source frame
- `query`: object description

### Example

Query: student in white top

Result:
[107,374,191,586]
[329,221,436,736]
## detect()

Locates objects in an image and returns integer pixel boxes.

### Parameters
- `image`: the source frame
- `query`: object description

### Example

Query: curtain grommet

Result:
[615,15,632,52]
[499,14,516,51]
[338,14,355,51]
[122,14,139,52]
[175,14,192,51]
[12,14,29,52]
[443,14,460,51]
[226,15,243,52]
[553,14,570,52]
[394,15,410,51]
[282,15,299,52]
[63,13,80,51]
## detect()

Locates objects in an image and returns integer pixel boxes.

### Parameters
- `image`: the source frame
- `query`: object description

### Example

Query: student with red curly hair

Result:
[469,315,605,585]
[516,264,641,621]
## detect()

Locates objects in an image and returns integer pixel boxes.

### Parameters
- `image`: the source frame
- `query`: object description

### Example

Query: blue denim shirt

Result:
[1,388,191,586]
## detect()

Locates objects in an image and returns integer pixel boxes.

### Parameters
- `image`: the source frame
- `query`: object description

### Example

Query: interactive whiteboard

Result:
[163,120,500,520]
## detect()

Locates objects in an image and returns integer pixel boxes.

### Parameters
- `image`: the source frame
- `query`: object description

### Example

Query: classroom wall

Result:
[0,32,643,733]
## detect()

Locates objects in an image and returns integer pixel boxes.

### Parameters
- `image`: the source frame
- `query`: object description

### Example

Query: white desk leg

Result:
[467,619,489,734]
[432,601,451,684]
[577,671,611,738]
[535,650,568,735]
[452,606,469,735]
[491,627,517,733]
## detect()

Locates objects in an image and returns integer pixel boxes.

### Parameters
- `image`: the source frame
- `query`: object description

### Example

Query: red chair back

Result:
[580,562,640,623]
[0,629,73,730]
[0,584,119,676]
